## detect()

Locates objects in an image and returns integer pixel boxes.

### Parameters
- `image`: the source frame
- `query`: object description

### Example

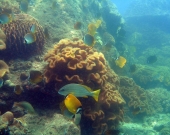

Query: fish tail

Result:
[92,89,100,101]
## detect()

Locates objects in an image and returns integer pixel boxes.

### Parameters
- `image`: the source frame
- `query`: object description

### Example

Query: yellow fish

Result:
[115,56,126,68]
[28,70,43,84]
[64,94,82,114]
[60,101,74,119]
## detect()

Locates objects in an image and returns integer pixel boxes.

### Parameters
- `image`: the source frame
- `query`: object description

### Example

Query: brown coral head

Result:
[44,39,107,87]
[1,111,14,124]
[0,60,9,78]
[0,13,45,59]
[0,40,6,50]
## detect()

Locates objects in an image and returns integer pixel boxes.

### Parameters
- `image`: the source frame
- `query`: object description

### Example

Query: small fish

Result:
[14,85,23,95]
[60,101,74,119]
[74,22,82,30]
[115,56,126,68]
[24,33,36,44]
[60,100,82,125]
[64,94,82,114]
[58,83,101,101]
[83,34,95,47]
[129,64,136,73]
[28,70,44,84]
[132,107,141,115]
[19,0,29,13]
[0,13,13,24]
[147,55,157,64]
[13,101,35,114]
[44,27,50,39]
[30,24,36,33]
[0,78,3,88]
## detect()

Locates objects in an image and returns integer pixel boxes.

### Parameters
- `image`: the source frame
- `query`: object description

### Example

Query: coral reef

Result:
[44,39,125,134]
[0,111,80,135]
[9,61,32,71]
[0,13,45,59]
[146,88,170,113]
[119,76,153,116]
[130,65,156,88]
[103,32,115,45]
[44,39,107,87]
[131,65,170,89]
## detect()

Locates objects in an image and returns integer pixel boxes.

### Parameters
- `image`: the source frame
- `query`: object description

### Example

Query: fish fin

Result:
[13,102,17,108]
[80,84,92,92]
[92,89,101,102]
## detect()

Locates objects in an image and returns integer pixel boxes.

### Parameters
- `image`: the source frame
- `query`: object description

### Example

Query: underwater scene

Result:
[0,0,170,135]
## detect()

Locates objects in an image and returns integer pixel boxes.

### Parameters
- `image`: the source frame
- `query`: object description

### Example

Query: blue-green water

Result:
[0,0,170,135]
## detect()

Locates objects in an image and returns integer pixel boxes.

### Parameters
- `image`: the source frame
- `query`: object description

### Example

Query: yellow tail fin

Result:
[92,89,101,101]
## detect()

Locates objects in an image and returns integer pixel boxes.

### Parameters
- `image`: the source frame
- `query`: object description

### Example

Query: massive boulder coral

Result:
[44,39,107,88]
[44,39,125,134]
[0,13,45,59]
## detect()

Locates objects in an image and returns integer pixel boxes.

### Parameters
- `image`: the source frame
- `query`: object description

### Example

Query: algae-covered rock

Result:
[9,113,80,135]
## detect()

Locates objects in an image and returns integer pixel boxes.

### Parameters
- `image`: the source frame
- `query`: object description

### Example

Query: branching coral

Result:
[0,13,45,59]
[44,39,125,134]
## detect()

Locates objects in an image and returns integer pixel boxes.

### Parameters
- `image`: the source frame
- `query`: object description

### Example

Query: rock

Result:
[9,113,81,135]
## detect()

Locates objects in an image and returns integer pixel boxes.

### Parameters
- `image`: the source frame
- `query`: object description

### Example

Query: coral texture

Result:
[146,88,170,113]
[119,76,153,115]
[0,28,6,50]
[0,40,6,50]
[0,13,45,59]
[44,39,125,134]
[44,39,107,87]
